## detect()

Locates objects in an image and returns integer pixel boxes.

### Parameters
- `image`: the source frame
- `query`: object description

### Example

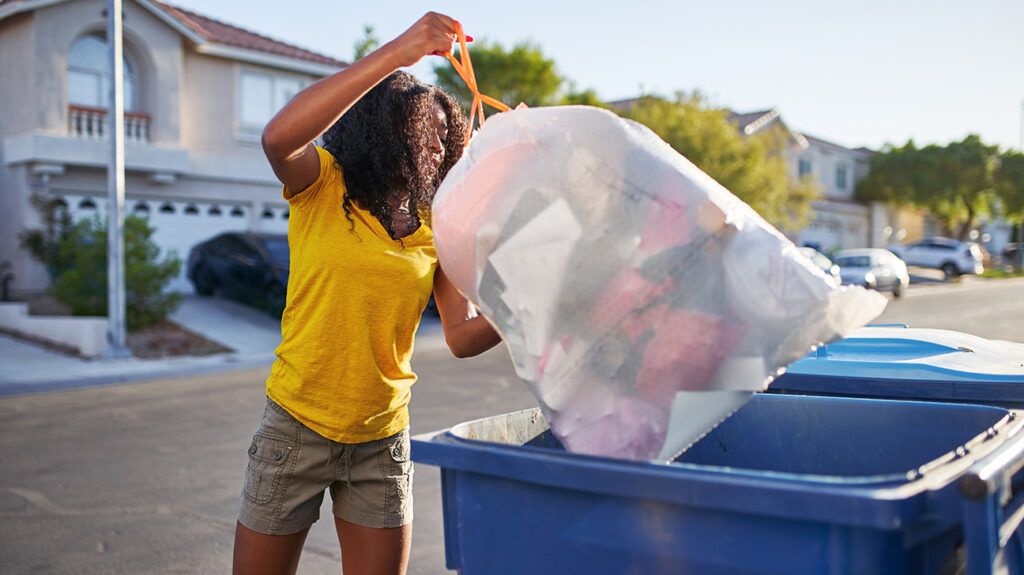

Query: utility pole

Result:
[105,0,130,358]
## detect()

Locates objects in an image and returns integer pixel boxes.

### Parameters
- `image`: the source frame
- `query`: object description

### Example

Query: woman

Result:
[233,12,501,575]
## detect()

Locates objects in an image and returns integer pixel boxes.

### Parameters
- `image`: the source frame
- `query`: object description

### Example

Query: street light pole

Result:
[105,0,130,359]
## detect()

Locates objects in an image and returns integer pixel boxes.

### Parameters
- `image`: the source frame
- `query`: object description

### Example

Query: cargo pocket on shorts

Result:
[244,432,295,505]
[385,432,413,501]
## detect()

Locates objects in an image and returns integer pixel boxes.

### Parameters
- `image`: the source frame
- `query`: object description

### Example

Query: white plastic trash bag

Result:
[432,106,887,461]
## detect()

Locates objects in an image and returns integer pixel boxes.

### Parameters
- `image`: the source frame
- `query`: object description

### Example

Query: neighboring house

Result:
[0,0,347,296]
[727,109,874,253]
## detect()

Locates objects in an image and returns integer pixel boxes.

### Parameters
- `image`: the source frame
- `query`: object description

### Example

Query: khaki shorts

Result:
[237,398,413,535]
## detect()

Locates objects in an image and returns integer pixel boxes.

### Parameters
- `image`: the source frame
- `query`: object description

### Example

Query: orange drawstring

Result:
[445,23,512,146]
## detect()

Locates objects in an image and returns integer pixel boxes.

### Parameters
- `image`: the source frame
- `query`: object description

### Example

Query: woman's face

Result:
[429,101,448,172]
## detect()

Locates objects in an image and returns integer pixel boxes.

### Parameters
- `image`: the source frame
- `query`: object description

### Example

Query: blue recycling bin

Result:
[412,394,1024,575]
[772,325,1024,406]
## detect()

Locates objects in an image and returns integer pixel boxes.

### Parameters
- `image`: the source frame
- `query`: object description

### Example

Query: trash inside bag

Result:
[432,106,887,461]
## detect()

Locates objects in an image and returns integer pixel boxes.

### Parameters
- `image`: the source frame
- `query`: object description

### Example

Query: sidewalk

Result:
[0,295,447,397]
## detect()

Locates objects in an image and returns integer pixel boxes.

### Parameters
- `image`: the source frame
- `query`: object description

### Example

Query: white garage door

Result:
[256,204,290,235]
[60,194,257,293]
[797,218,842,253]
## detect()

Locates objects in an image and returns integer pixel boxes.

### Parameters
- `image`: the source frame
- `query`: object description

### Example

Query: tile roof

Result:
[727,109,776,133]
[0,0,347,68]
[153,1,347,67]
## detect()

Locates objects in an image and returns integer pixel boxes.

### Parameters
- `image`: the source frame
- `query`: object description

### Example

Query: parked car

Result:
[187,232,289,315]
[888,237,984,279]
[834,248,909,297]
[797,247,842,287]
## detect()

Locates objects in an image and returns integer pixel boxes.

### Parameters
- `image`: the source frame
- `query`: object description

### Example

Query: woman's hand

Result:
[385,12,460,68]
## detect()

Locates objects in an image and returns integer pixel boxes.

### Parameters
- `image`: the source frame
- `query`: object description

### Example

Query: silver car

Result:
[834,248,910,298]
[889,237,984,279]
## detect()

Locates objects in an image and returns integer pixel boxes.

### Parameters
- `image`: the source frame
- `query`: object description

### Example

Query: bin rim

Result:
[412,396,1024,529]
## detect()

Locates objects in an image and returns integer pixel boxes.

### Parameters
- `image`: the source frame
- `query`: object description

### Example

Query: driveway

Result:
[169,295,283,358]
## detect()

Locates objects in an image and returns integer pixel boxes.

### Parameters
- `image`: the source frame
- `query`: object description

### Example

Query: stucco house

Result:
[0,0,347,297]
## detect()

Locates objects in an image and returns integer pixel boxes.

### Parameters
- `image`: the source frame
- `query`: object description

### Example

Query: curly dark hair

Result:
[322,71,467,238]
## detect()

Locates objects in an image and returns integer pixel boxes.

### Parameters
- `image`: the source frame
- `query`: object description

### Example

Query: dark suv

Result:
[187,232,289,316]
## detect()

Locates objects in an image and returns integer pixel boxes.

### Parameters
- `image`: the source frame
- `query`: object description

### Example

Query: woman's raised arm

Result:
[261,12,460,192]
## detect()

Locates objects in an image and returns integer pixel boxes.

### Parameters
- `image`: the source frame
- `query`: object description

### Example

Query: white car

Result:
[834,248,910,298]
[797,247,842,287]
[889,237,984,278]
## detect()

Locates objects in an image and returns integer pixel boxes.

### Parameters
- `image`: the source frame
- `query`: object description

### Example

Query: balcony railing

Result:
[68,105,150,144]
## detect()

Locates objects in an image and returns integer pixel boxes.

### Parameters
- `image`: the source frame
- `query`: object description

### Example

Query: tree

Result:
[434,40,563,108]
[996,151,1024,265]
[996,151,1024,222]
[620,94,818,230]
[857,135,999,239]
[560,82,608,108]
[352,25,379,61]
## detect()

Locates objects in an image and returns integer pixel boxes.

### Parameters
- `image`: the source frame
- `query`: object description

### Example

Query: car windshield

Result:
[262,237,290,264]
[836,255,871,268]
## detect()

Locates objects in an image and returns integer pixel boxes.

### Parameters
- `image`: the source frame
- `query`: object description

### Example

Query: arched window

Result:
[68,34,137,111]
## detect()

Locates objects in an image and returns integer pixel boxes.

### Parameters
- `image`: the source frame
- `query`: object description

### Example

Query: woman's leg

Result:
[232,521,310,575]
[335,516,411,575]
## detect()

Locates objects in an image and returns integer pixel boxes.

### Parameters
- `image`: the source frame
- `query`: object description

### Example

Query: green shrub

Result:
[20,197,182,330]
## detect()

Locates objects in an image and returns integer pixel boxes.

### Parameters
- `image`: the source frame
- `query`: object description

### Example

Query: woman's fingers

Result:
[426,11,459,33]
[389,12,465,66]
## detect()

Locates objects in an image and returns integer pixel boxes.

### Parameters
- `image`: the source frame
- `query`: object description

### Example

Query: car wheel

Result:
[192,264,216,296]
[892,279,904,298]
[265,282,286,317]
[941,262,959,280]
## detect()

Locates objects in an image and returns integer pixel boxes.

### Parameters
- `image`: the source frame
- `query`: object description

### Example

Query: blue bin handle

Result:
[960,417,1024,575]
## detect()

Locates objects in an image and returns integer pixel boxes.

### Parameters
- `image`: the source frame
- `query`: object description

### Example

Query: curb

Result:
[0,328,451,399]
[0,353,275,398]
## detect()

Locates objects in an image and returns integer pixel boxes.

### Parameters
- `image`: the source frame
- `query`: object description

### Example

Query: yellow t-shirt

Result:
[266,146,438,443]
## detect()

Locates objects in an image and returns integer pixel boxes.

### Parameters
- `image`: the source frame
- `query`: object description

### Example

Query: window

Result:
[798,158,813,177]
[238,70,304,138]
[836,165,848,190]
[68,34,137,110]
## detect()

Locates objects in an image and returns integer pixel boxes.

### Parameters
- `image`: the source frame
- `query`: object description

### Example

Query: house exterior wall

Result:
[788,136,875,252]
[1,0,334,296]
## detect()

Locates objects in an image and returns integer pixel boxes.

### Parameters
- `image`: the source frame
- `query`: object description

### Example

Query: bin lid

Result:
[773,325,1024,402]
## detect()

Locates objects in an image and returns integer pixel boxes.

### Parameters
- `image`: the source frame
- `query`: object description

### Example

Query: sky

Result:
[170,0,1024,152]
